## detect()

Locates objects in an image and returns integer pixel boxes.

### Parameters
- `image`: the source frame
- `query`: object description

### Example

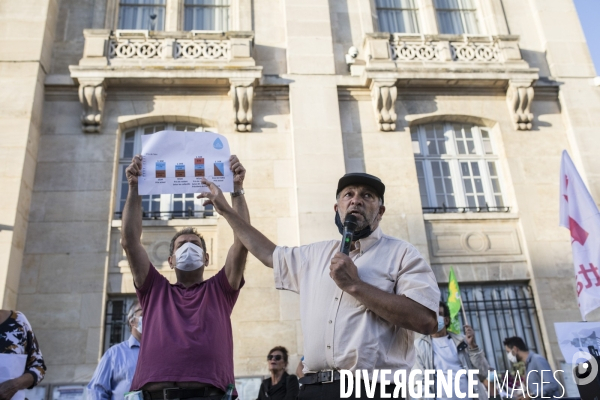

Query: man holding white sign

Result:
[122,152,249,400]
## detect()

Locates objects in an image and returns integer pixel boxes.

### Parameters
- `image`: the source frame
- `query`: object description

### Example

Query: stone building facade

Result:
[1,0,599,395]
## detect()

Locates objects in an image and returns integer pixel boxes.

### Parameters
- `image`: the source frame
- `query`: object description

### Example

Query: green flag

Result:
[447,267,462,334]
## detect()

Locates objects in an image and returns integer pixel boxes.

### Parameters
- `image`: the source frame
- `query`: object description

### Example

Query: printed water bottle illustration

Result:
[194,157,205,177]
[175,163,186,178]
[155,161,166,178]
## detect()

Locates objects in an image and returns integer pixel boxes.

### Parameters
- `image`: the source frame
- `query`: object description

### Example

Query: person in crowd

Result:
[122,155,249,400]
[198,172,440,399]
[87,302,143,400]
[503,336,563,399]
[256,346,299,400]
[0,310,46,400]
[413,301,490,400]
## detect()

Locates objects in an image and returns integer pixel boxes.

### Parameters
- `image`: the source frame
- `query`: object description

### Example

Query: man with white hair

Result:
[87,301,143,400]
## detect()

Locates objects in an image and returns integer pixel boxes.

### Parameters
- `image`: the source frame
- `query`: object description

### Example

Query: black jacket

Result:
[256,372,299,400]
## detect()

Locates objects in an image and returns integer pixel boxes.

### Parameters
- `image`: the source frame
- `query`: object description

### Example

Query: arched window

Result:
[184,0,230,31]
[116,123,214,219]
[411,122,506,212]
[376,0,421,34]
[118,0,166,30]
[434,0,480,34]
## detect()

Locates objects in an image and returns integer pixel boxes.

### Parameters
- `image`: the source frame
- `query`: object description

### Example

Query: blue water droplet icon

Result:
[213,138,224,150]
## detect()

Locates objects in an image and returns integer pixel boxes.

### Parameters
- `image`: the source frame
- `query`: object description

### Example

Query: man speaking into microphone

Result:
[199,172,440,399]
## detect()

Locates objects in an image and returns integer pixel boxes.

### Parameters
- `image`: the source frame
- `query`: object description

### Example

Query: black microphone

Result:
[340,214,358,255]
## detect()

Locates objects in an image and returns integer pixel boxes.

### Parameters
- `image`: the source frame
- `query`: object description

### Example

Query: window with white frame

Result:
[118,0,166,30]
[116,124,214,219]
[376,0,420,34]
[434,0,480,35]
[184,0,230,31]
[104,296,138,351]
[412,123,506,212]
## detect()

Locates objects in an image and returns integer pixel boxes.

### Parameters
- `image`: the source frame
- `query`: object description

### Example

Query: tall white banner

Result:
[559,150,600,320]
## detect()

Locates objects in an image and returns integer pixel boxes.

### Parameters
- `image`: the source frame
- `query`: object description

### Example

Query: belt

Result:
[143,387,225,400]
[298,370,341,385]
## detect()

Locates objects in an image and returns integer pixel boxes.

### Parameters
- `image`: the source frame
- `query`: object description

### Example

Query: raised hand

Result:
[464,324,477,348]
[126,155,142,186]
[197,178,231,215]
[230,155,246,189]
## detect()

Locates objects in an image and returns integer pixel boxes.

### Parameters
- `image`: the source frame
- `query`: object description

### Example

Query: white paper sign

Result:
[52,385,86,400]
[555,321,600,363]
[0,354,27,400]
[138,131,233,195]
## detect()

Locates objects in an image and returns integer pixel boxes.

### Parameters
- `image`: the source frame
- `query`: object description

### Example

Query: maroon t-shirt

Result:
[130,264,243,391]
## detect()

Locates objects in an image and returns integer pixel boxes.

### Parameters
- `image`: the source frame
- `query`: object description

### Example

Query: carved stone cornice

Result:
[230,78,255,132]
[78,78,106,133]
[370,79,398,132]
[507,80,535,130]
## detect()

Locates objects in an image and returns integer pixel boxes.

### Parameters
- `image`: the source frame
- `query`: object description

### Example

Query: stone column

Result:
[283,0,345,245]
[479,0,510,35]
[165,0,180,31]
[357,0,377,33]
[0,0,59,308]
[420,0,440,35]
[500,0,600,370]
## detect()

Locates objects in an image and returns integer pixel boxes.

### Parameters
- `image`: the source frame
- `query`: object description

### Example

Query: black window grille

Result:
[104,297,137,351]
[440,283,545,372]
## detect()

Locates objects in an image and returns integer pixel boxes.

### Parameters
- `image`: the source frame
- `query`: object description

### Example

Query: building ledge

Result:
[423,212,520,221]
[111,216,219,228]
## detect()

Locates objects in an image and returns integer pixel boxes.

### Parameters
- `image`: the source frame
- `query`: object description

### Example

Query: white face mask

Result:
[506,351,517,363]
[437,316,446,332]
[174,242,205,271]
[136,316,143,334]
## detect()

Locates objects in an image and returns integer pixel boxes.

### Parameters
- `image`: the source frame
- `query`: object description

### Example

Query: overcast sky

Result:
[573,0,600,75]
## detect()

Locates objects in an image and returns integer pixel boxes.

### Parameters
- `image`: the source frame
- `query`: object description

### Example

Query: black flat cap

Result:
[336,172,385,203]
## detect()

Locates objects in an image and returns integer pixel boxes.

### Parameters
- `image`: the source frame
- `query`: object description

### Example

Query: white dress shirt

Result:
[273,227,440,375]
[87,335,140,400]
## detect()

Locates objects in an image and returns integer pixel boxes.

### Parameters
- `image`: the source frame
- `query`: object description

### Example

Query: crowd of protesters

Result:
[1,155,566,400]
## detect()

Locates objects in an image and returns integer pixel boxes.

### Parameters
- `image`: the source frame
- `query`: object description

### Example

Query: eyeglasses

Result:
[267,354,283,361]
[128,309,143,322]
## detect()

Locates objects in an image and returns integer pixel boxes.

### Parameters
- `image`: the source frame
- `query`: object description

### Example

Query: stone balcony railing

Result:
[69,29,262,133]
[103,30,249,65]
[363,33,531,70]
[388,34,516,63]
[77,29,258,67]
[359,33,539,132]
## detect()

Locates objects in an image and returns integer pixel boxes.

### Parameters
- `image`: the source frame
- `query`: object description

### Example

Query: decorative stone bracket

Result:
[506,80,535,130]
[230,79,255,132]
[78,78,106,133]
[371,79,398,132]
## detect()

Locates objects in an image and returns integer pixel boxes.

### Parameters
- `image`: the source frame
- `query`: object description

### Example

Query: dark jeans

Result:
[298,380,405,400]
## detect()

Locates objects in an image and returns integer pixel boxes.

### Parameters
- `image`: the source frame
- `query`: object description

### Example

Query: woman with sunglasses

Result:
[256,346,299,400]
